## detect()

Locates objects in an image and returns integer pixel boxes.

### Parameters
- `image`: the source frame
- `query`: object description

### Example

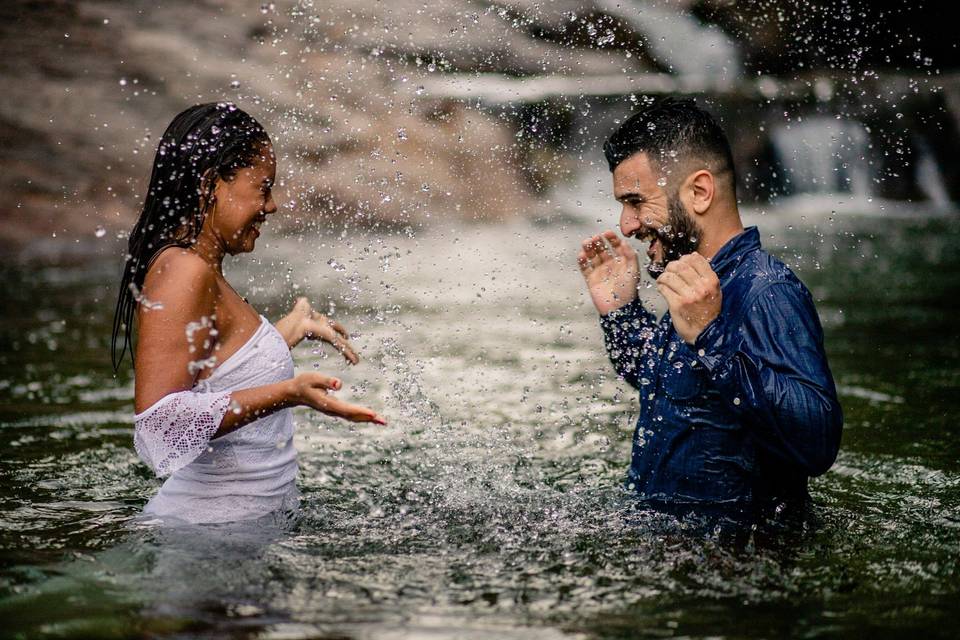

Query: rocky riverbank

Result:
[1,0,954,255]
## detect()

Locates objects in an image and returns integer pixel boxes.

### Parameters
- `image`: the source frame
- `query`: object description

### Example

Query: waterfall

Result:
[769,117,872,198]
[596,0,743,86]
[914,137,952,209]
[769,116,953,210]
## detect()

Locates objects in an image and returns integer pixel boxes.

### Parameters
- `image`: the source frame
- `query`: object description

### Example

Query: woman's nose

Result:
[264,194,278,215]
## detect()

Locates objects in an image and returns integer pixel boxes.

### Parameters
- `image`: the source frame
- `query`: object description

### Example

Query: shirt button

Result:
[733,397,741,406]
[697,349,705,357]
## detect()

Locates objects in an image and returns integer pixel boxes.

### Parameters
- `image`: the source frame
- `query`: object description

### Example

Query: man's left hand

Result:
[656,253,722,345]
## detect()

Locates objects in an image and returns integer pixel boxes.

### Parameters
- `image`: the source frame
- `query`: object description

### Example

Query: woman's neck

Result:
[190,232,226,274]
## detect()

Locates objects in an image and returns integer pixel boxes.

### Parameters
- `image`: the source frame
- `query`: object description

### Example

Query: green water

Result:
[0,213,958,639]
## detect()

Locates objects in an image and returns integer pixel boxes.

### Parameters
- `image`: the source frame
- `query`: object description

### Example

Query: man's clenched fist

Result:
[655,253,721,344]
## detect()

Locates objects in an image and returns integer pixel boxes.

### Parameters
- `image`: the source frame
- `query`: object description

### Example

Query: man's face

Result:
[613,153,702,279]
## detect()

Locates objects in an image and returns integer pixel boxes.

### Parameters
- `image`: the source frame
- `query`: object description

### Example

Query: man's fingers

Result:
[665,260,701,289]
[656,281,680,309]
[582,235,608,267]
[656,271,689,298]
[603,230,636,259]
[577,250,593,276]
[688,252,717,282]
[581,236,598,259]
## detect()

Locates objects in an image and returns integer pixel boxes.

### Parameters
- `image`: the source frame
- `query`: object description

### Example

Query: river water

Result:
[1,204,958,638]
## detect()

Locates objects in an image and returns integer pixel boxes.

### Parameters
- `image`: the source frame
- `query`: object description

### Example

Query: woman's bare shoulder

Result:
[141,247,219,316]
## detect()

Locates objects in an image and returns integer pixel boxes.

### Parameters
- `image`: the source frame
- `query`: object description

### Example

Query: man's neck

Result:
[696,210,744,260]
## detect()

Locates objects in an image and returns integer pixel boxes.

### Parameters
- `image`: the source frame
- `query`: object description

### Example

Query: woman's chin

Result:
[237,229,260,253]
[226,238,257,256]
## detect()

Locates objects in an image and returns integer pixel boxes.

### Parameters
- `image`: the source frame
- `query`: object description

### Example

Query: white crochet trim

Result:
[134,390,232,477]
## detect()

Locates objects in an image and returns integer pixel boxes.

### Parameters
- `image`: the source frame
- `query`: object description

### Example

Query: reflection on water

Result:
[1,213,959,638]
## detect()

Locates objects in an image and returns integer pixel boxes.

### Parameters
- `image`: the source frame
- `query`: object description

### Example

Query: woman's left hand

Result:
[276,297,359,363]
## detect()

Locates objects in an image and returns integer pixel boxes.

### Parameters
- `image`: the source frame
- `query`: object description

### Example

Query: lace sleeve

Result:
[134,390,232,477]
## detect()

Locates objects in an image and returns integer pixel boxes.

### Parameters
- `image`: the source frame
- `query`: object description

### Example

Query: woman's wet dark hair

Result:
[111,102,271,370]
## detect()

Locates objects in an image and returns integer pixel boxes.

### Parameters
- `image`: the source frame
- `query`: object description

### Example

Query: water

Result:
[596,0,743,85]
[770,117,873,198]
[1,211,959,639]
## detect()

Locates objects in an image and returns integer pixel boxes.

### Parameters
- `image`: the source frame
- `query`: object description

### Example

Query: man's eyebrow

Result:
[615,192,644,203]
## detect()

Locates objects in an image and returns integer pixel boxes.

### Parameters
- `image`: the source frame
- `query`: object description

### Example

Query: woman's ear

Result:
[198,168,218,214]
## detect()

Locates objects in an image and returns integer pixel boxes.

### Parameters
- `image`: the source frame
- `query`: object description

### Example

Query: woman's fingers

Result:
[329,319,349,339]
[303,379,386,424]
[331,335,360,365]
[293,297,311,317]
[306,373,342,390]
[302,316,360,364]
[314,393,387,425]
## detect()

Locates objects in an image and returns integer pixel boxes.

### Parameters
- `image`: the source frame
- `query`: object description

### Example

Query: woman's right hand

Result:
[291,372,387,425]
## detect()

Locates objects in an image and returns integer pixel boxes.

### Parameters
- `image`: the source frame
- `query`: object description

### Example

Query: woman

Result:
[112,102,386,525]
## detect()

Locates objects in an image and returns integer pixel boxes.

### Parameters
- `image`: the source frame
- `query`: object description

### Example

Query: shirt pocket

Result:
[663,360,703,402]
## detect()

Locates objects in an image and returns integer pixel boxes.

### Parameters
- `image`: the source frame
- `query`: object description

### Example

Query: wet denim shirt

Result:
[600,226,843,508]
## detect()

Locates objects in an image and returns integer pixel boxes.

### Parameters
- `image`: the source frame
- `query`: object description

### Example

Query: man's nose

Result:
[619,206,640,238]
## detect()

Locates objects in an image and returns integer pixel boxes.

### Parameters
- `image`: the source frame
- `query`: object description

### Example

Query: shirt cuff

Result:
[692,314,741,377]
[599,297,645,331]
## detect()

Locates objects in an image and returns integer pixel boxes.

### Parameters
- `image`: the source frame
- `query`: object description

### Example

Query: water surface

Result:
[1,211,958,639]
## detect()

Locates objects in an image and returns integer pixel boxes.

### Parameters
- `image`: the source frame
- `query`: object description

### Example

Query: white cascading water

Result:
[770,116,872,197]
[596,0,743,86]
[770,116,952,211]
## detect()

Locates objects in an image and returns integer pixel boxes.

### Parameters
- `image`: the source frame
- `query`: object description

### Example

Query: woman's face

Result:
[208,144,278,255]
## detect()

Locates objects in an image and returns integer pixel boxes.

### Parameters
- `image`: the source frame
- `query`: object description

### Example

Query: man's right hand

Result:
[577,230,640,315]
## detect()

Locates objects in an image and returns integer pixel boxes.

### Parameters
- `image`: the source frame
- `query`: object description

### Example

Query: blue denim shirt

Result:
[600,226,843,507]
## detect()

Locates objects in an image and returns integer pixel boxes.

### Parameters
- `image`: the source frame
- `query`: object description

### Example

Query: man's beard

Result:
[646,195,703,279]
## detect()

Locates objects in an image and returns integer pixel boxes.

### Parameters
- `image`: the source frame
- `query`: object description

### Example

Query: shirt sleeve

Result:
[599,298,660,390]
[693,281,843,477]
[134,390,233,477]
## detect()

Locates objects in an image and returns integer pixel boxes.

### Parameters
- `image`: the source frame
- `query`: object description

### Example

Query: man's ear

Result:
[686,169,716,215]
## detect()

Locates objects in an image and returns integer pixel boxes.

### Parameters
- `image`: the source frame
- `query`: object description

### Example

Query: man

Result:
[578,97,842,517]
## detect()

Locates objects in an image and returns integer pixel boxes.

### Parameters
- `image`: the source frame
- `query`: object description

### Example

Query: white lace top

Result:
[134,316,299,524]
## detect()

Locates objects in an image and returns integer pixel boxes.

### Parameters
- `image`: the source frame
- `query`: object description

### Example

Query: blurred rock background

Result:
[1,0,956,254]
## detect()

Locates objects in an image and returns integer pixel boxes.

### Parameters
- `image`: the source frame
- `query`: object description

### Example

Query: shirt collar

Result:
[708,226,761,281]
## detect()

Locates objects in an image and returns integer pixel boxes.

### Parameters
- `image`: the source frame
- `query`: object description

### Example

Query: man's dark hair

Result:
[603,97,736,193]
